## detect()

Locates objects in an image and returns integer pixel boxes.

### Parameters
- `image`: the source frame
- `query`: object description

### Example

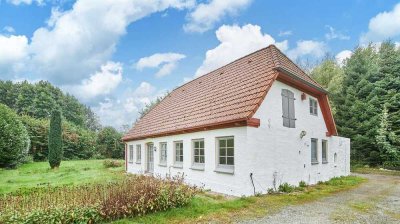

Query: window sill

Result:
[214,166,234,174]
[322,161,328,164]
[190,164,205,171]
[173,163,183,169]
[311,162,319,165]
[128,161,133,164]
[135,161,141,164]
[158,163,167,167]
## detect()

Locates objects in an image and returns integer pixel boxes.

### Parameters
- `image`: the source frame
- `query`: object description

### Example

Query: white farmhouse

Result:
[122,45,350,196]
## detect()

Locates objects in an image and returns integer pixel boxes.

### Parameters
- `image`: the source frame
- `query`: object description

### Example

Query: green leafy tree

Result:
[97,127,124,159]
[48,110,63,169]
[0,104,30,168]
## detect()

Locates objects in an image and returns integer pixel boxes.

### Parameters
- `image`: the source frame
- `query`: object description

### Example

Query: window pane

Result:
[200,156,205,163]
[194,148,199,155]
[227,138,234,147]
[227,148,234,156]
[220,139,226,147]
[200,148,204,156]
[200,140,204,148]
[227,157,234,165]
[220,148,226,156]
[194,156,199,163]
[194,141,199,148]
[219,157,226,165]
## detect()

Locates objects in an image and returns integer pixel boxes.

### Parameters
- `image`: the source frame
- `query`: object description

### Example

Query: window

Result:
[192,139,205,165]
[310,98,318,116]
[311,138,318,164]
[159,142,167,165]
[218,137,234,166]
[322,140,328,163]
[174,141,183,165]
[136,144,141,163]
[282,89,296,128]
[128,145,134,163]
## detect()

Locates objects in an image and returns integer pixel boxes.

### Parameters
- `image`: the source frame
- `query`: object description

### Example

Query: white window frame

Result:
[322,140,328,164]
[128,145,134,163]
[215,136,234,174]
[310,98,318,116]
[159,142,167,166]
[135,144,141,164]
[174,141,183,168]
[191,139,205,170]
[311,138,318,165]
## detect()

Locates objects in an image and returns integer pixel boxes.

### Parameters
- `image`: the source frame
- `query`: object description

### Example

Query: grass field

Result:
[351,166,400,176]
[114,176,366,224]
[0,160,125,194]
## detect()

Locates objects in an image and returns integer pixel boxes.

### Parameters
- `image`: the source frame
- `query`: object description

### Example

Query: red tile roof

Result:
[123,45,336,141]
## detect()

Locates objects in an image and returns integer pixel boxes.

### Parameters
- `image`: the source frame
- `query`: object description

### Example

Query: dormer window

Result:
[310,98,318,116]
[281,89,296,128]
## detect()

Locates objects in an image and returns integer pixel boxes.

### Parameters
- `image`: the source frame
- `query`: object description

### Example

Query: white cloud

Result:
[94,82,161,128]
[325,25,350,40]
[360,3,400,44]
[63,61,123,101]
[184,0,252,33]
[23,0,194,85]
[0,34,29,78]
[335,50,352,66]
[287,40,327,60]
[3,26,15,33]
[7,0,44,6]
[278,30,292,37]
[136,53,186,77]
[195,24,288,77]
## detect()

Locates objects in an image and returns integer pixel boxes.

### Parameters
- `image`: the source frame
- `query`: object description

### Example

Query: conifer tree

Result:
[48,110,63,169]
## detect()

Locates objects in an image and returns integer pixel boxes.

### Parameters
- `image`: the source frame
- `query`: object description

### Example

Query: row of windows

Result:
[128,136,235,171]
[311,138,328,164]
[281,89,319,128]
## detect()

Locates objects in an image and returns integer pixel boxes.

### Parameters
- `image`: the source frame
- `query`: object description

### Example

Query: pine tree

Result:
[48,110,63,169]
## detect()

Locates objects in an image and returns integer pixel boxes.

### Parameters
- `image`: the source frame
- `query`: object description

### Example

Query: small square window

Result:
[192,139,205,166]
[322,140,328,164]
[174,141,183,165]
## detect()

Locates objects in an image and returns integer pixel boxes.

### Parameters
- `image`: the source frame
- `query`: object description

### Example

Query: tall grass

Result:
[0,175,198,223]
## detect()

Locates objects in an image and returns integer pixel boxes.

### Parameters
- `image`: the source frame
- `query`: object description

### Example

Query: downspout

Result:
[250,173,256,195]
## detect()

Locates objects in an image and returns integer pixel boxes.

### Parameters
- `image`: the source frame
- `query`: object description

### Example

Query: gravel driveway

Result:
[241,174,400,224]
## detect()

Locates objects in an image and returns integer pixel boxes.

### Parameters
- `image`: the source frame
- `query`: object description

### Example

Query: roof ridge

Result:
[172,45,274,93]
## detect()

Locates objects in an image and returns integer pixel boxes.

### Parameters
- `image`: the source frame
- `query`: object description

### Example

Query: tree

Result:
[97,127,124,159]
[48,110,63,169]
[376,105,399,168]
[0,104,30,168]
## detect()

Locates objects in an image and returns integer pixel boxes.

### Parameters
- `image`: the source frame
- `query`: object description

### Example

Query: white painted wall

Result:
[125,80,350,196]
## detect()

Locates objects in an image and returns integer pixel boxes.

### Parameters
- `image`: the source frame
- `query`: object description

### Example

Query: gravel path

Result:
[240,174,400,224]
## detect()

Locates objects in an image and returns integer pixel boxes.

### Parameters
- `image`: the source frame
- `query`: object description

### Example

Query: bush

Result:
[299,180,308,188]
[383,161,400,171]
[103,159,123,168]
[0,175,198,223]
[48,110,63,169]
[278,183,295,193]
[0,104,30,168]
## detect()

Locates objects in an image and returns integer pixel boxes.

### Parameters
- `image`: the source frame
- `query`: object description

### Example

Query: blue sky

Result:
[1,0,400,129]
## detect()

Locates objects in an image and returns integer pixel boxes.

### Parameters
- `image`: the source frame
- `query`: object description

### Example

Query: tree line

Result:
[0,81,125,168]
[311,41,400,169]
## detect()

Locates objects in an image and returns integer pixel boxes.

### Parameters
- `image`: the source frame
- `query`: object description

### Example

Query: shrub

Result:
[278,183,295,193]
[0,104,30,168]
[0,175,198,223]
[299,180,308,188]
[103,159,123,168]
[48,110,63,169]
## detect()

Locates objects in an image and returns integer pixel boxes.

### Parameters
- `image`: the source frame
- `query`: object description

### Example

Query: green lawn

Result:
[0,160,125,194]
[351,166,400,176]
[114,176,366,224]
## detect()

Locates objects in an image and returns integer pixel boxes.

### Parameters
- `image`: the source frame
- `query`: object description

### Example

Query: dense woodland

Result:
[1,41,399,169]
[0,80,124,167]
[311,41,400,169]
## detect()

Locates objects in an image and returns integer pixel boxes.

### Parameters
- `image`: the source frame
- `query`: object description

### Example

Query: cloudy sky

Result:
[1,0,400,129]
